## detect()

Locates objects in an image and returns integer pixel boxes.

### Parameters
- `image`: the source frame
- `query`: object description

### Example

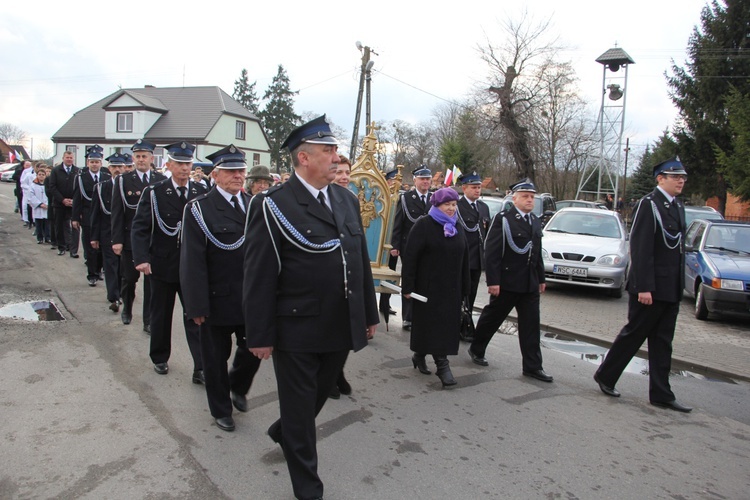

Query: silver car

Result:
[542,208,630,298]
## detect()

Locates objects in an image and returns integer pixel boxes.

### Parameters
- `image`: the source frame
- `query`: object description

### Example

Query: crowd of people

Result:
[8,114,694,499]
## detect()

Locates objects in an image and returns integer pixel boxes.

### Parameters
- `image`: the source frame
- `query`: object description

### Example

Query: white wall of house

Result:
[204,115,271,168]
[104,95,163,140]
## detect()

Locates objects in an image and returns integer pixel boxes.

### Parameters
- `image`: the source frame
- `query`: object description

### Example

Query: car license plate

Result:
[553,265,588,277]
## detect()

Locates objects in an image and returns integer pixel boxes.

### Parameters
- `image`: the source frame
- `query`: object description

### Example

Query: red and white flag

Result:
[444,167,453,186]
[8,150,16,162]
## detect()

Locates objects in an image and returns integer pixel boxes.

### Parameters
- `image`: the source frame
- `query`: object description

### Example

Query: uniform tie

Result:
[317,191,332,215]
[524,214,531,225]
[470,202,477,212]
[231,195,245,216]
[93,174,98,184]
[177,186,187,201]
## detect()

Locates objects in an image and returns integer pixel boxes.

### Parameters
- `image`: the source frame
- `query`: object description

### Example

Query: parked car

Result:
[479,196,506,219]
[684,205,723,226]
[683,219,750,320]
[0,163,17,182]
[541,208,630,297]
[556,199,608,210]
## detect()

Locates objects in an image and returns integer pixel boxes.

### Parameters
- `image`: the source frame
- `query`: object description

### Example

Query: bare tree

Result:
[478,12,559,181]
[0,122,28,144]
[34,142,54,162]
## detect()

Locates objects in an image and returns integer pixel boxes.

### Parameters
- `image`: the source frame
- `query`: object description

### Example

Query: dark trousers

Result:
[470,290,543,372]
[148,277,202,369]
[54,206,80,254]
[81,224,102,279]
[120,249,150,325]
[468,268,482,310]
[48,206,57,245]
[34,219,50,242]
[596,294,678,403]
[268,349,349,500]
[200,323,260,418]
[101,243,120,304]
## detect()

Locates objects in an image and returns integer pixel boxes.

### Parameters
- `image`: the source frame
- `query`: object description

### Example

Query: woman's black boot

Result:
[412,353,431,374]
[434,356,457,387]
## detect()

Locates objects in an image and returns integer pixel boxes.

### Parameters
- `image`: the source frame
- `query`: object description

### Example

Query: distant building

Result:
[0,139,29,163]
[51,86,270,169]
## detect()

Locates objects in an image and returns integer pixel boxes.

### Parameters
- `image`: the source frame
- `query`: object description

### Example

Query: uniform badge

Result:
[127,191,133,196]
[166,187,173,195]
[515,213,522,219]
[664,201,670,209]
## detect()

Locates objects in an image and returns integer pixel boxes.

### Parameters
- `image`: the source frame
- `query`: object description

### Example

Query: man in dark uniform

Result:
[48,150,81,257]
[243,116,379,500]
[73,145,110,286]
[131,142,205,382]
[180,145,260,432]
[390,165,432,330]
[111,139,165,329]
[467,178,553,382]
[456,172,491,319]
[91,153,125,312]
[594,159,692,412]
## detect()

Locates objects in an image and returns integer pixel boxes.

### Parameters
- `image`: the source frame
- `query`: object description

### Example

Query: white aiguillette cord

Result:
[380,281,428,303]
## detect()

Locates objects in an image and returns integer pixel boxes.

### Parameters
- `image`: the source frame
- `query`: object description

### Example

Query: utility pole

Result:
[621,137,630,206]
[350,42,376,161]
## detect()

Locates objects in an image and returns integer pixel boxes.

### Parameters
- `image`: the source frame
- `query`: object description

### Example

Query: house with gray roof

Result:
[51,86,270,169]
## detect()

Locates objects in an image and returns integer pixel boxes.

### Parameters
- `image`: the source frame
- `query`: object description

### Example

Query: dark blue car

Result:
[683,219,750,320]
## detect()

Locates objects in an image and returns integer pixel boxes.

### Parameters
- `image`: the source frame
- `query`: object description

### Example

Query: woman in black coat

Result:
[402,187,470,387]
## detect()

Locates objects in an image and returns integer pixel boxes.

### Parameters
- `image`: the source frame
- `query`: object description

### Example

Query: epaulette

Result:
[188,192,210,206]
[264,184,284,197]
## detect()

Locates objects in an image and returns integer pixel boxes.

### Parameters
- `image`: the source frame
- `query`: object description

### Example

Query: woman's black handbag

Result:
[459,297,475,342]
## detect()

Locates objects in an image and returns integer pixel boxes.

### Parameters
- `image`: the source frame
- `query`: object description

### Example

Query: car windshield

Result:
[704,225,750,255]
[546,212,622,238]
[685,208,723,226]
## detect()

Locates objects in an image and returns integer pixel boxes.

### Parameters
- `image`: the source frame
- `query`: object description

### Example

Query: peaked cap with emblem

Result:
[652,157,687,177]
[458,172,482,185]
[131,139,156,152]
[121,153,134,165]
[206,144,247,170]
[412,165,432,178]
[105,153,125,166]
[510,177,537,193]
[164,141,196,162]
[281,115,338,151]
[86,144,104,159]
[384,168,398,181]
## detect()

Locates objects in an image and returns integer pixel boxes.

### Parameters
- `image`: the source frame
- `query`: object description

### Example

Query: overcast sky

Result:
[1,0,710,162]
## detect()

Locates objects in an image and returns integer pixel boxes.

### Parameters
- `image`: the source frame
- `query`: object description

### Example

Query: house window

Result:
[117,113,133,133]
[65,145,76,152]
[253,153,260,166]
[235,120,246,140]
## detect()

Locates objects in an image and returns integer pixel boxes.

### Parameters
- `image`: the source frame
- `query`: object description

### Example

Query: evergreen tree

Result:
[715,87,750,201]
[627,132,678,201]
[232,69,260,115]
[258,65,301,172]
[667,0,750,212]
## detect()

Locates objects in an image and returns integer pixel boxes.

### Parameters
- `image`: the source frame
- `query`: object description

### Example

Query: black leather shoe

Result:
[388,308,397,315]
[651,400,692,413]
[594,373,620,397]
[192,370,205,385]
[154,362,168,375]
[328,385,341,399]
[57,249,66,256]
[70,253,79,258]
[337,373,352,395]
[231,391,248,412]
[109,301,120,313]
[87,278,97,287]
[215,416,235,432]
[468,347,489,366]
[523,369,554,383]
[402,321,411,330]
[143,324,151,334]
[121,313,132,325]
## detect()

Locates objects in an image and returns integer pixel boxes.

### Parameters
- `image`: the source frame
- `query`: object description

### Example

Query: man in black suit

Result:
[111,140,165,329]
[132,142,205,382]
[91,154,125,312]
[180,145,260,432]
[48,150,81,257]
[467,178,553,383]
[244,116,379,500]
[594,159,692,412]
[73,145,110,286]
[456,172,491,318]
[390,165,432,330]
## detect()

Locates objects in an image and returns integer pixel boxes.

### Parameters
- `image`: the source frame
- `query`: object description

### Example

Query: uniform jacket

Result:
[626,188,686,302]
[180,188,250,325]
[401,215,470,355]
[110,170,166,250]
[484,205,545,293]
[47,163,80,208]
[243,174,379,353]
[90,179,116,245]
[72,168,111,226]
[457,196,491,271]
[131,178,206,283]
[391,189,431,252]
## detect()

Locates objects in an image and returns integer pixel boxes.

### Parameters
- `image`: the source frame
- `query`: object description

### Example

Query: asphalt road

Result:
[1,182,749,500]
